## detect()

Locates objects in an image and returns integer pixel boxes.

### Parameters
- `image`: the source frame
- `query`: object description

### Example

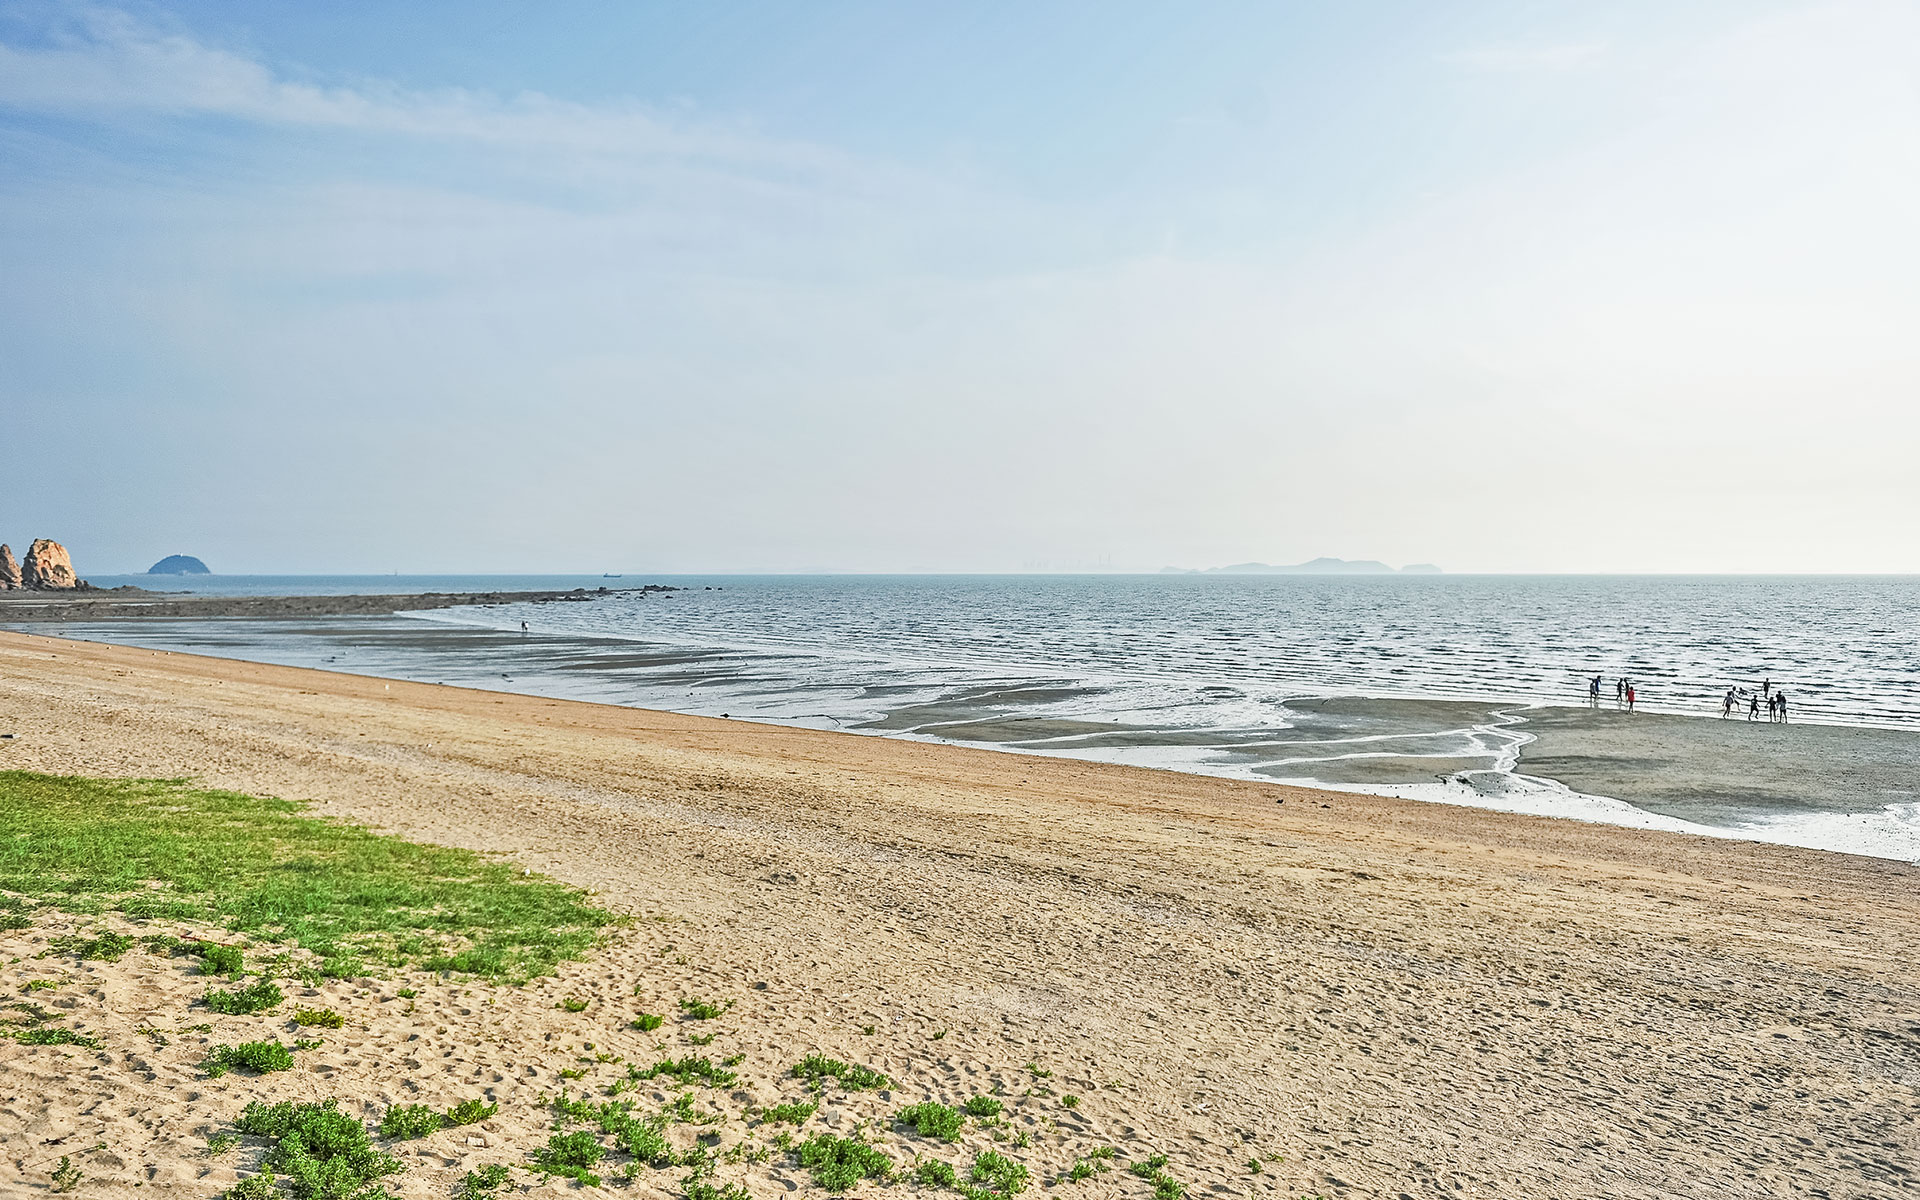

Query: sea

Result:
[36,573,1920,863]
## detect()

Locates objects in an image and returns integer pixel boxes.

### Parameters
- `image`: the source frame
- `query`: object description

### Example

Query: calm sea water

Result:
[44,573,1920,860]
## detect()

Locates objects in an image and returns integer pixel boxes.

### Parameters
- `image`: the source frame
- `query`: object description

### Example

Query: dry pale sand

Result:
[1,629,1917,1200]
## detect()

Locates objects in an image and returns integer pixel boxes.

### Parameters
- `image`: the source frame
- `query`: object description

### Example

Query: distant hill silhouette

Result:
[147,555,211,575]
[1161,557,1442,575]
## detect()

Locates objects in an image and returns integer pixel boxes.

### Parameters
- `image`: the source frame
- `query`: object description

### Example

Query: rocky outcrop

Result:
[20,539,79,590]
[0,545,18,590]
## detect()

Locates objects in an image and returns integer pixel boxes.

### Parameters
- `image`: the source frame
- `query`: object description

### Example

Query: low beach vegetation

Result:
[896,1101,965,1141]
[224,1172,275,1200]
[446,1098,499,1126]
[914,1157,960,1188]
[793,1053,891,1091]
[530,1130,607,1186]
[759,1100,818,1126]
[203,1040,295,1077]
[679,997,731,1020]
[633,1055,739,1088]
[961,1096,1003,1119]
[204,1133,241,1156]
[0,771,615,982]
[379,1104,443,1140]
[632,1011,665,1031]
[199,943,245,976]
[970,1150,1030,1196]
[204,978,283,1015]
[557,996,589,1013]
[50,928,135,961]
[13,1026,101,1048]
[454,1164,512,1199]
[51,1154,81,1193]
[795,1133,893,1191]
[293,1005,344,1028]
[235,1099,404,1199]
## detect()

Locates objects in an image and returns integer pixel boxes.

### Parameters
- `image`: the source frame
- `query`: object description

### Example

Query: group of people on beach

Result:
[1587,675,1636,711]
[1723,679,1790,723]
[1584,674,1792,723]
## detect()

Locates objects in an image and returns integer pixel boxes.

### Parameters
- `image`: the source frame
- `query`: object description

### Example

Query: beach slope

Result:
[1,631,1916,1198]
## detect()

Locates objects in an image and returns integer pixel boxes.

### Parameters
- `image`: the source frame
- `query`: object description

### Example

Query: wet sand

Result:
[0,586,661,622]
[1516,705,1920,823]
[2,630,1918,1198]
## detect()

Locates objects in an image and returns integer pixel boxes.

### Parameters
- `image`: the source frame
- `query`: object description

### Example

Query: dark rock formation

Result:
[0,545,18,590]
[148,555,212,575]
[20,539,79,589]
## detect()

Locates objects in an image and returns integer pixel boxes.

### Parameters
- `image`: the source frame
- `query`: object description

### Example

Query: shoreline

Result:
[0,585,673,621]
[2,628,1917,1196]
[14,600,1919,863]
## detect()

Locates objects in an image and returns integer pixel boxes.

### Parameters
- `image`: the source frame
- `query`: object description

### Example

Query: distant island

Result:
[147,555,211,575]
[1161,557,1442,575]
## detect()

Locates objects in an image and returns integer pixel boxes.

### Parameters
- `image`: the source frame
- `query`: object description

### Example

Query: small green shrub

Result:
[293,1006,344,1029]
[446,1098,498,1126]
[971,1150,1029,1196]
[380,1104,443,1140]
[795,1134,893,1192]
[689,1030,717,1046]
[679,997,730,1020]
[760,1100,818,1126]
[235,1099,403,1200]
[793,1054,890,1091]
[632,1056,738,1088]
[557,996,589,1013]
[530,1130,605,1186]
[1153,1177,1186,1200]
[206,1133,242,1155]
[616,1117,673,1167]
[200,944,246,976]
[52,929,136,961]
[204,978,284,1015]
[395,988,417,999]
[1128,1154,1168,1179]
[204,1040,294,1078]
[50,1154,82,1193]
[226,1172,275,1200]
[1060,1095,1079,1109]
[455,1163,512,1199]
[12,1027,101,1048]
[961,1096,1002,1119]
[915,1158,960,1188]
[632,1012,665,1032]
[559,1067,586,1080]
[897,1101,965,1142]
[22,979,60,993]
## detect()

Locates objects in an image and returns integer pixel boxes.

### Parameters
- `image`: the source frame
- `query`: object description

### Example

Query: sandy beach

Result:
[2,629,1917,1199]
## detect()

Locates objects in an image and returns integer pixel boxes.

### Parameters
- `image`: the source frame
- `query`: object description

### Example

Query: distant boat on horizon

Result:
[602,573,622,578]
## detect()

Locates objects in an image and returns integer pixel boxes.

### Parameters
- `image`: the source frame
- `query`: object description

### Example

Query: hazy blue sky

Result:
[3,1,1916,573]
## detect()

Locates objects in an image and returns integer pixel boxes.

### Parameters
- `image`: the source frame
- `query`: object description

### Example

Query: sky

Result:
[2,0,1917,574]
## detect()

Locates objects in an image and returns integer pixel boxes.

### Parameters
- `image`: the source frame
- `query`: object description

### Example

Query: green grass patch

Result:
[632,1012,665,1032]
[557,996,589,1013]
[445,1098,498,1126]
[50,928,135,961]
[379,1104,443,1140]
[679,997,731,1020]
[12,1026,100,1048]
[204,978,283,1015]
[897,1101,965,1142]
[759,1100,818,1126]
[961,1096,1003,1119]
[226,1173,275,1200]
[234,1099,403,1200]
[204,1040,295,1077]
[795,1133,893,1191]
[793,1053,891,1091]
[915,1158,960,1188]
[0,772,616,982]
[293,1006,344,1029]
[685,1180,751,1200]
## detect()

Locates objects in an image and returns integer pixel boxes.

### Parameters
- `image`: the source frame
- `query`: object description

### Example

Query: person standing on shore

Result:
[1722,688,1736,718]
[1777,690,1789,723]
[1626,683,1636,712]
[1590,675,1602,706]
[1748,693,1760,721]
